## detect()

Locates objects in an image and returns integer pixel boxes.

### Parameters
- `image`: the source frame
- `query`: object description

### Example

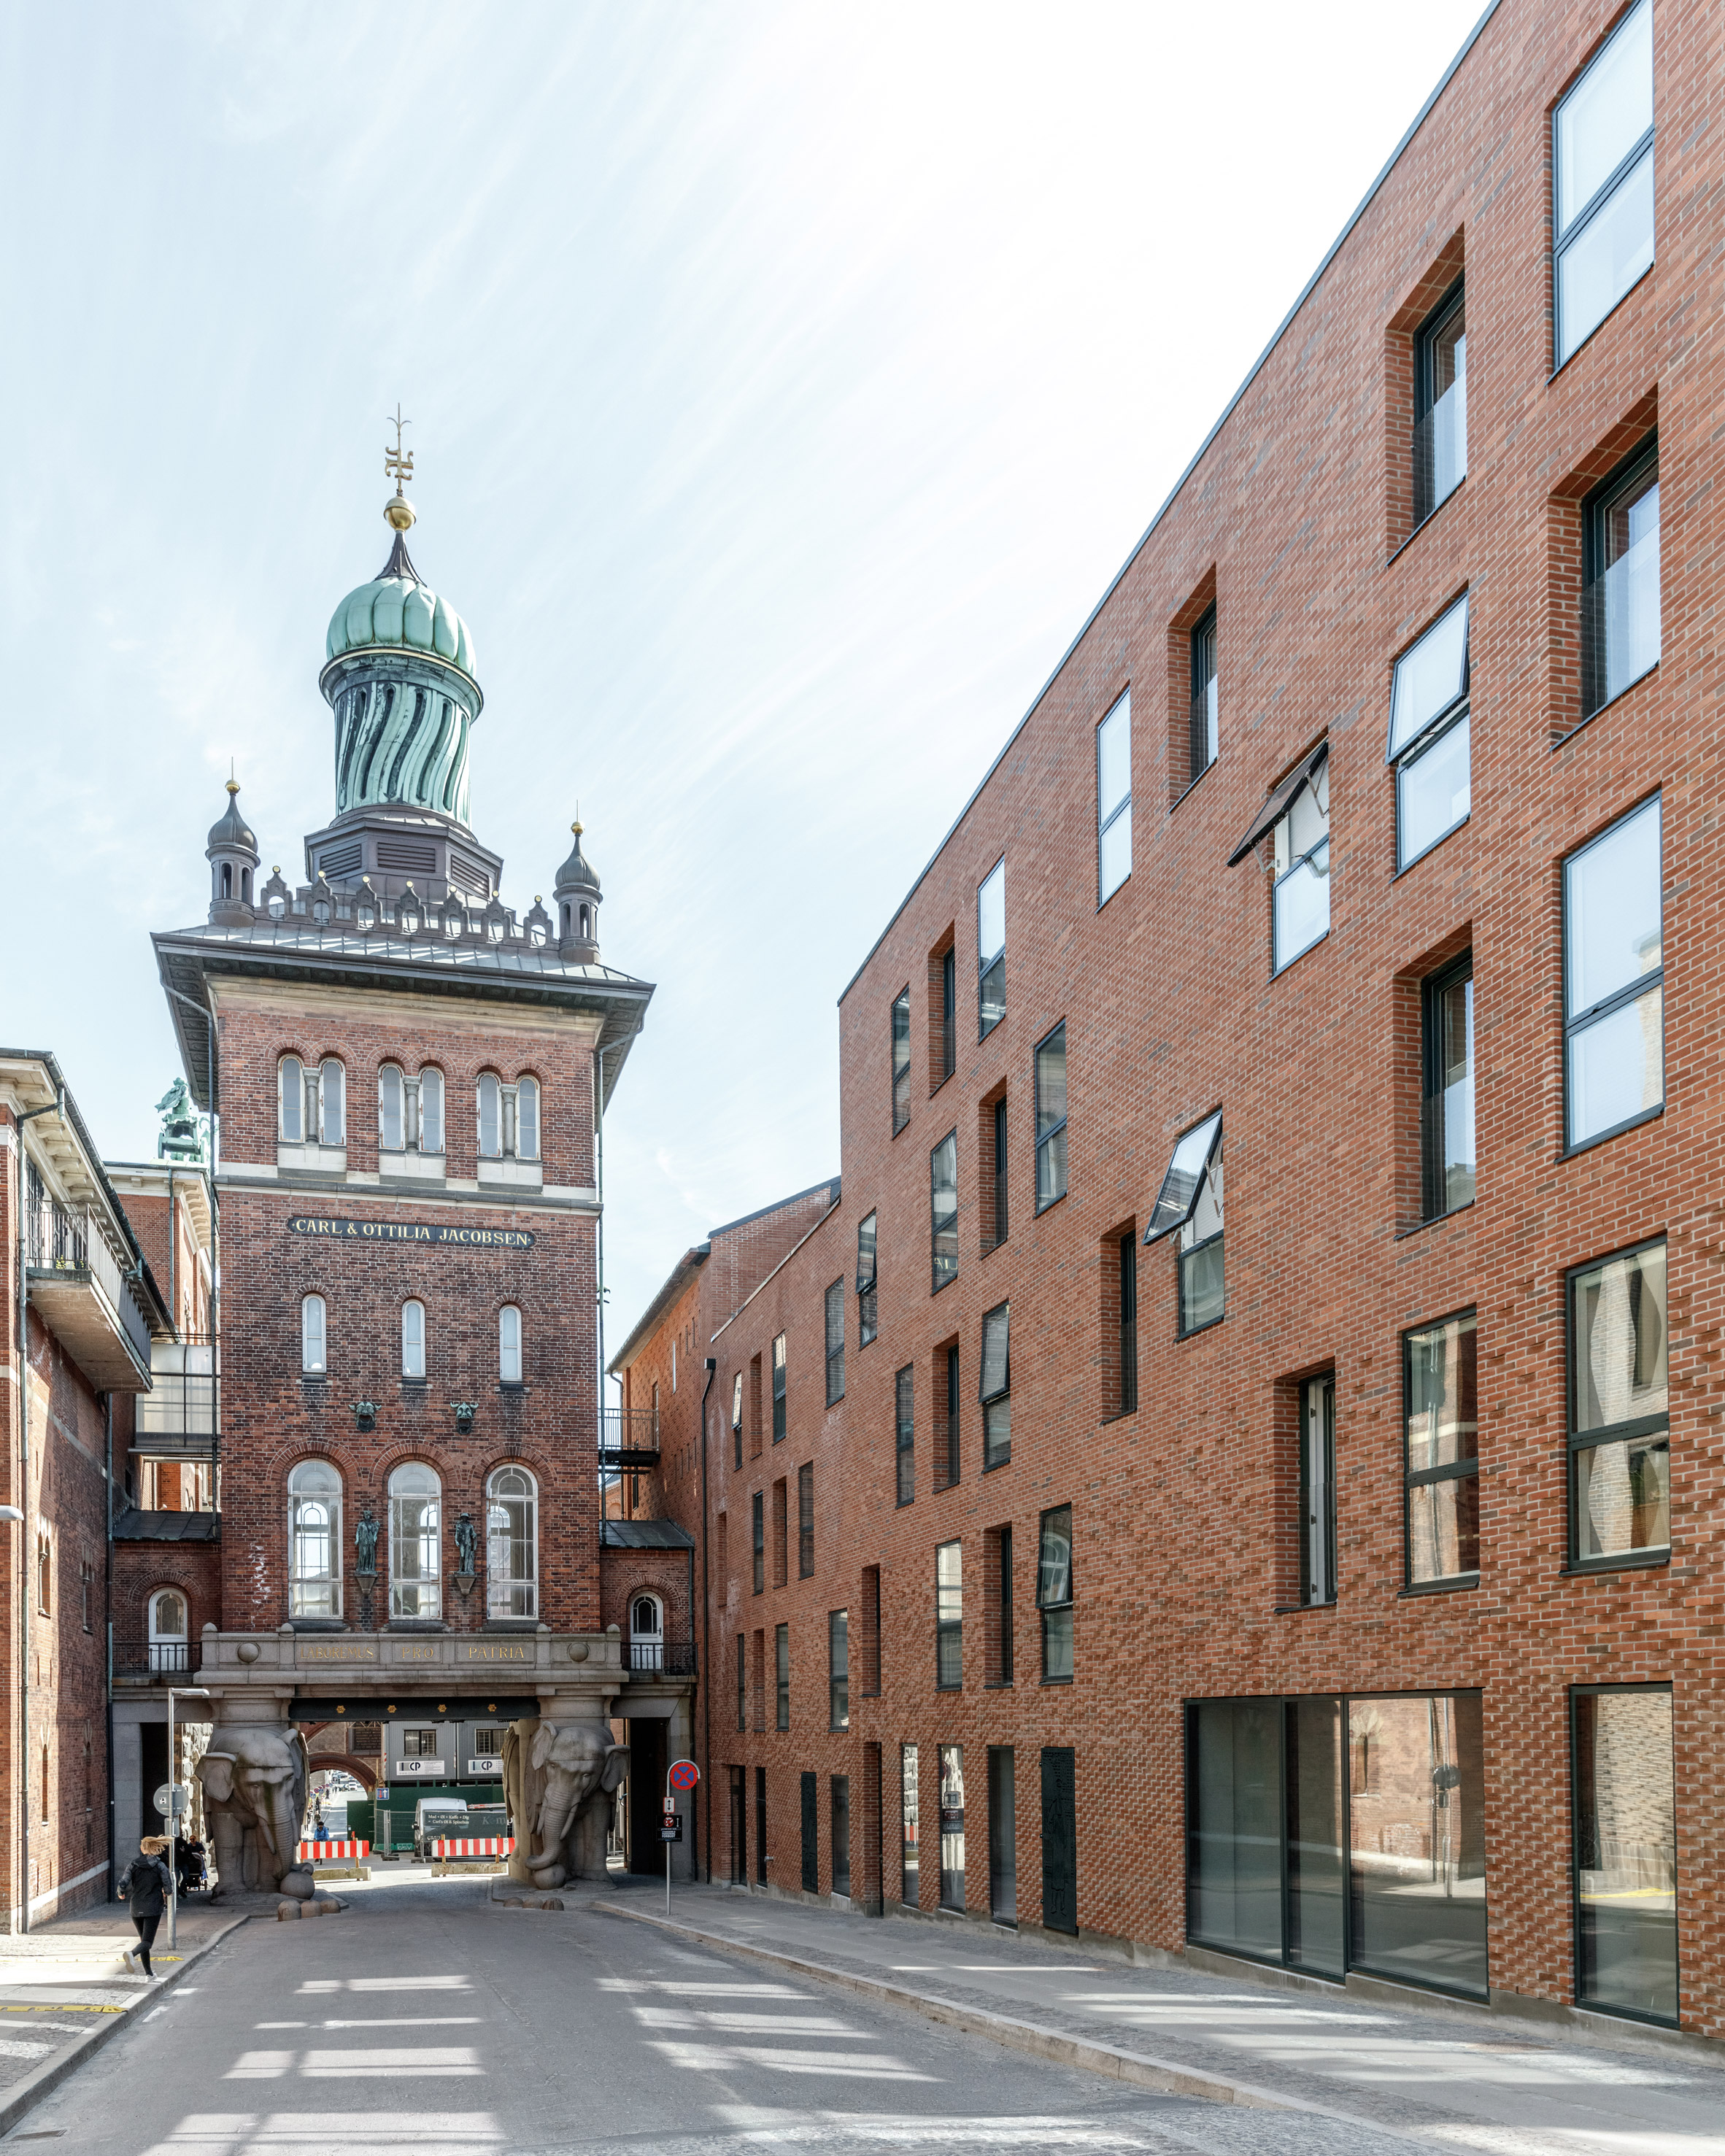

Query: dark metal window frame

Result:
[1561,791,1665,1157]
[1118,1232,1138,1415]
[944,1342,961,1486]
[1551,0,1656,375]
[1386,595,1470,876]
[825,1278,846,1405]
[1190,606,1218,784]
[1033,1021,1068,1215]
[1413,277,1467,528]
[857,1211,879,1348]
[895,1364,916,1508]
[1568,1680,1678,2027]
[775,1620,790,1729]
[1564,1234,1670,1574]
[1299,1370,1338,1607]
[1036,1502,1073,1685]
[771,1332,787,1443]
[798,1461,815,1579]
[1582,436,1660,721]
[1267,753,1331,975]
[751,1491,765,1595]
[980,1300,1011,1472]
[939,945,957,1083]
[977,857,1006,1042]
[1097,687,1132,905]
[935,1539,963,1691]
[1400,1306,1480,1593]
[891,987,912,1135]
[930,1129,959,1294]
[735,1631,746,1733]
[828,1608,849,1731]
[992,1095,1008,1248]
[1146,1110,1224,1342]
[1421,951,1475,1221]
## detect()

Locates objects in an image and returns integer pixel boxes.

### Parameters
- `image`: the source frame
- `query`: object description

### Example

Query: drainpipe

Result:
[104,1392,115,1901]
[698,1356,715,1884]
[13,1086,64,1934]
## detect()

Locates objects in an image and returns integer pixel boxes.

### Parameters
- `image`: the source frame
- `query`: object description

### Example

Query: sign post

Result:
[664,1758,699,1915]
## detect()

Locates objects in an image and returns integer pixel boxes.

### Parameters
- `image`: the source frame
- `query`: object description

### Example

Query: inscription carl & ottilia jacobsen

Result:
[288,1216,536,1252]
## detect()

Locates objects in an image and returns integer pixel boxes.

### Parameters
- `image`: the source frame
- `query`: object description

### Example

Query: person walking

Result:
[118,1838,174,1978]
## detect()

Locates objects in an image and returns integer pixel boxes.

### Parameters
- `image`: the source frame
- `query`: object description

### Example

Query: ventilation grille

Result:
[376,839,439,873]
[449,846,492,895]
[317,843,363,880]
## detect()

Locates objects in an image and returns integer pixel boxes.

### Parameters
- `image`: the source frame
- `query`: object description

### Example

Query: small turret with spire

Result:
[207,772,260,924]
[553,813,602,963]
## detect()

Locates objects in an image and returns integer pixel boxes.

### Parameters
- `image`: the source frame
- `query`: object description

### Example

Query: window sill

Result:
[1169,758,1216,816]
[935,1682,962,1694]
[984,1680,1014,1691]
[1099,1406,1140,1426]
[980,1236,1006,1258]
[1271,930,1329,981]
[1552,658,1659,750]
[497,1381,529,1396]
[1559,1102,1663,1162]
[481,1618,539,1631]
[1548,259,1656,384]
[385,1620,448,1633]
[1176,1315,1225,1344]
[400,1379,429,1394]
[1399,1574,1480,1597]
[892,1119,910,1140]
[1562,1548,1670,1577]
[1040,1674,1073,1687]
[1034,1189,1067,1219]
[981,1453,1011,1475]
[1274,1598,1338,1615]
[1395,1198,1475,1242]
[285,1618,350,1633]
[895,1495,914,1510]
[301,1375,328,1392]
[1097,873,1130,912]
[1392,810,1470,881]
[1386,474,1464,569]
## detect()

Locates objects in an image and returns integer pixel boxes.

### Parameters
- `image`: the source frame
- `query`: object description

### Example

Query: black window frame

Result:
[1033,1021,1068,1214]
[1401,1307,1480,1593]
[997,1523,1014,1685]
[735,1631,746,1734]
[1421,952,1475,1221]
[1413,277,1467,527]
[1561,792,1664,1156]
[828,1608,849,1731]
[771,1332,787,1443]
[1036,1504,1073,1684]
[1189,606,1218,784]
[1269,751,1331,975]
[1583,436,1660,722]
[1387,593,1471,876]
[731,1369,744,1470]
[944,1342,960,1486]
[1118,1232,1138,1415]
[939,945,957,1083]
[930,1130,958,1293]
[856,1210,879,1347]
[1146,1110,1224,1340]
[935,1539,963,1691]
[895,1364,915,1507]
[824,1278,846,1405]
[1300,1370,1338,1607]
[977,857,1006,1040]
[891,987,911,1135]
[1565,1235,1670,1575]
[752,1491,765,1595]
[980,1301,1010,1471]
[798,1460,815,1579]
[1097,687,1132,904]
[775,1620,790,1730]
[1569,1681,1678,2028]
[992,1095,1008,1248]
[1551,0,1655,373]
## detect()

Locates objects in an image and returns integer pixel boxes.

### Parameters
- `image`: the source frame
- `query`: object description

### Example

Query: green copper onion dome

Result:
[324,529,477,681]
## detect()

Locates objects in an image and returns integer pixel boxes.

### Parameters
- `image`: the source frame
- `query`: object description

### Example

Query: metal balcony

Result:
[627,1637,696,1678]
[112,1637,191,1680]
[26,1199,153,1391]
[598,1407,660,1469]
[135,1338,217,1452]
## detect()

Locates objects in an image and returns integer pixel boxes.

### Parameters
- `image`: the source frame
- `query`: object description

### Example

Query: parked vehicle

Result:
[412,1796,468,1860]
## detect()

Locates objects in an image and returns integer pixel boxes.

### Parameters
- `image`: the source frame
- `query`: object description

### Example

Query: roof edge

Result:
[607,1245,711,1375]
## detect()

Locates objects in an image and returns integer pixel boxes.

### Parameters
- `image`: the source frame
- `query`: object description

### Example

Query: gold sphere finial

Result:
[384,403,416,530]
[385,493,417,533]
[225,778,240,797]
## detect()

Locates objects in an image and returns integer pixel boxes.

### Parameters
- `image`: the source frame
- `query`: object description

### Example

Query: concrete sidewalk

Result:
[594,1881,1725,2155]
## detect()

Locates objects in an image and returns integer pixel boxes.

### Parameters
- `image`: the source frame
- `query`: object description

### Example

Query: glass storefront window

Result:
[1573,1687,1677,2023]
[1348,1693,1487,1998]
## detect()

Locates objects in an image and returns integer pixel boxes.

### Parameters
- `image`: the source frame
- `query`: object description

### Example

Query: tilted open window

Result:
[1145,1110,1224,1337]
[1227,745,1329,973]
[857,1210,879,1346]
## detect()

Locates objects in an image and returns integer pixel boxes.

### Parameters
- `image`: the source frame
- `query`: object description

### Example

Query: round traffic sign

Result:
[153,1783,188,1819]
[667,1759,699,1792]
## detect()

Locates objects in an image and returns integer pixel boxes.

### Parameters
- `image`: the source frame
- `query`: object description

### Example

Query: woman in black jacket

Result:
[118,1836,173,1977]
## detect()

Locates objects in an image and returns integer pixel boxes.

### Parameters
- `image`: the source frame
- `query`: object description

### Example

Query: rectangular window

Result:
[1585,442,1660,717]
[1037,1504,1073,1682]
[1146,1111,1224,1337]
[939,1742,966,1911]
[1190,607,1218,781]
[1300,1373,1337,1606]
[895,1364,915,1507]
[944,1342,961,1486]
[776,1622,790,1728]
[992,1096,1008,1247]
[930,1131,958,1291]
[939,945,957,1083]
[1554,0,1653,368]
[856,1212,878,1347]
[1414,281,1467,523]
[825,1278,846,1405]
[1572,1685,1676,2023]
[828,1610,849,1731]
[773,1478,787,1588]
[900,1742,920,1905]
[980,1302,1010,1469]
[1272,754,1330,970]
[749,1352,763,1458]
[732,1370,744,1471]
[1421,954,1475,1218]
[1097,689,1132,902]
[402,1727,438,1758]
[798,1461,815,1578]
[755,1764,767,1884]
[1404,1310,1479,1588]
[935,1540,963,1689]
[891,987,911,1135]
[1569,1239,1668,1568]
[861,1564,881,1695]
[771,1332,787,1443]
[1118,1232,1138,1414]
[736,1633,746,1734]
[752,1491,765,1594]
[998,1523,1014,1684]
[752,1628,765,1731]
[1350,1692,1487,1996]
[1034,1024,1068,1211]
[1564,794,1663,1151]
[717,1510,728,1581]
[978,859,1006,1038]
[830,1774,851,1896]
[1389,595,1470,871]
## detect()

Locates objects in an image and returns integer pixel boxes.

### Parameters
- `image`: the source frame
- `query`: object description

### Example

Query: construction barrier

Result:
[298,1837,371,1880]
[431,1835,515,1876]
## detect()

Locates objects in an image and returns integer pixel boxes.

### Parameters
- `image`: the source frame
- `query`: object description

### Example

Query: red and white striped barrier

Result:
[298,1839,370,1861]
[431,1836,514,1858]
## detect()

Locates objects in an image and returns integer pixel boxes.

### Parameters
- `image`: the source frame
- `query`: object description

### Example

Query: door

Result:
[755,1766,768,1885]
[148,1589,188,1675]
[1041,1746,1077,1934]
[630,1594,664,1674]
[938,1744,965,1910]
[800,1771,819,1893]
[988,1747,1016,1924]
[729,1765,745,1884]
[627,1717,668,1874]
[830,1776,851,1897]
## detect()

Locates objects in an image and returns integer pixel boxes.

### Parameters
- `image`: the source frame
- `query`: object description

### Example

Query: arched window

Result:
[388,1462,441,1621]
[630,1592,664,1672]
[279,1056,304,1144]
[288,1460,342,1619]
[242,867,252,903]
[418,1067,444,1154]
[579,903,590,938]
[148,1588,188,1673]
[220,862,233,900]
[561,903,571,938]
[379,1065,405,1151]
[401,1299,425,1380]
[318,1059,346,1145]
[516,1075,540,1161]
[477,1072,502,1158]
[499,1305,522,1385]
[485,1465,537,1620]
[301,1294,327,1375]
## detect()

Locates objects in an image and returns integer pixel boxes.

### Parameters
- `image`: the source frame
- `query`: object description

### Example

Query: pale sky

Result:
[1,0,1491,1349]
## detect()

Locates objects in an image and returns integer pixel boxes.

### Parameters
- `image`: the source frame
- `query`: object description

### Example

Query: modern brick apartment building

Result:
[612,0,1718,2039]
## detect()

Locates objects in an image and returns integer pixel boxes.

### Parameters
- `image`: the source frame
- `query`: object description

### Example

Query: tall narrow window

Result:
[1273,755,1330,969]
[736,1633,746,1733]
[771,1333,787,1443]
[485,1465,538,1619]
[1554,0,1653,368]
[1146,1111,1224,1337]
[477,1071,502,1158]
[401,1298,426,1380]
[900,1743,920,1905]
[752,1491,765,1593]
[379,1065,405,1151]
[279,1055,304,1143]
[856,1212,878,1346]
[798,1461,815,1578]
[388,1462,441,1620]
[1564,795,1663,1151]
[1585,443,1660,716]
[1097,689,1132,902]
[1034,1024,1068,1210]
[825,1280,846,1405]
[1118,1233,1138,1414]
[1422,955,1475,1218]
[992,1097,1008,1247]
[935,1541,963,1688]
[977,859,1006,1038]
[318,1059,345,1145]
[498,1305,522,1384]
[981,1302,1011,1469]
[891,989,911,1134]
[828,1610,849,1731]
[36,1532,51,1617]
[1300,1373,1337,1606]
[301,1292,327,1375]
[939,946,957,1081]
[997,1524,1014,1683]
[1569,1240,1668,1569]
[288,1466,342,1621]
[1190,608,1218,781]
[945,1342,961,1485]
[1572,1685,1676,2023]
[1414,282,1467,522]
[895,1364,915,1506]
[1389,595,1470,871]
[930,1132,958,1291]
[1037,1504,1073,1682]
[773,1621,789,1728]
[1404,1311,1479,1588]
[516,1075,541,1160]
[773,1478,787,1585]
[417,1065,444,1153]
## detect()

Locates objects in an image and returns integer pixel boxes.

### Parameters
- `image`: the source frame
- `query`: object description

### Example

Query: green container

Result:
[347,1798,374,1847]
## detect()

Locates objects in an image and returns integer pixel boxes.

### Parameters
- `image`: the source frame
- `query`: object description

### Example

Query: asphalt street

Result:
[11,1875,1424,2156]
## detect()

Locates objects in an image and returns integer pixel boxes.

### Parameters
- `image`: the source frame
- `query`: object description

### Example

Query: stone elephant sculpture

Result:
[501,1718,628,1888]
[196,1723,309,1893]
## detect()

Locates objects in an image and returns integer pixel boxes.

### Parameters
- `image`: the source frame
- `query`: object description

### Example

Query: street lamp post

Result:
[166,1685,210,1950]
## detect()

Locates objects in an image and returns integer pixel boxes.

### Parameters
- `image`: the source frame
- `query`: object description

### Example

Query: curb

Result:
[0,1917,248,2141]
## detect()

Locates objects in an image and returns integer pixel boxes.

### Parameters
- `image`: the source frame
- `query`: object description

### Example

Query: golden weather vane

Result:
[385,404,417,532]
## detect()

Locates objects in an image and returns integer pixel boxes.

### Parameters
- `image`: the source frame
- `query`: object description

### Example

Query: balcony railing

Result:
[135,1371,217,1442]
[112,1638,191,1678]
[628,1637,696,1677]
[25,1195,153,1385]
[599,1407,660,1469]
